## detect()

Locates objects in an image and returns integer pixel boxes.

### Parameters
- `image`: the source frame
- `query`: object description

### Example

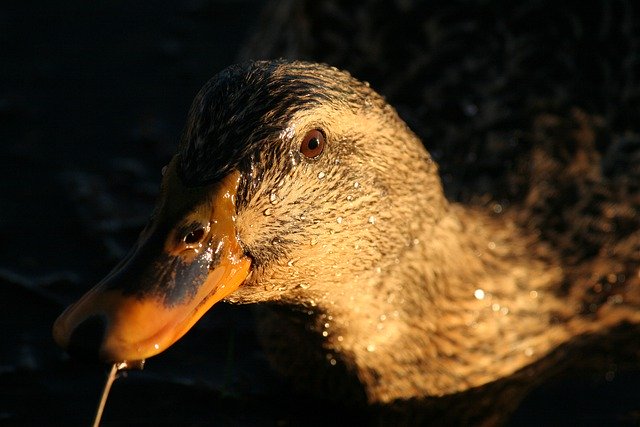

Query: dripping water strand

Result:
[92,363,119,427]
[92,360,144,427]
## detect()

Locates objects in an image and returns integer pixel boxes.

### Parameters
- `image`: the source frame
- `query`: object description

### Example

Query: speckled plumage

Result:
[175,60,640,422]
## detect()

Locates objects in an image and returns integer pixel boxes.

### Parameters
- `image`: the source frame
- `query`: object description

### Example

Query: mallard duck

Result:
[53,60,640,423]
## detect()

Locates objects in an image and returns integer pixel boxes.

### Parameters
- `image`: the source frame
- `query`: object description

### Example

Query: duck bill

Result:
[53,162,251,363]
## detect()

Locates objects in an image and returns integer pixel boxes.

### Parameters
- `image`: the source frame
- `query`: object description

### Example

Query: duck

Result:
[52,59,640,424]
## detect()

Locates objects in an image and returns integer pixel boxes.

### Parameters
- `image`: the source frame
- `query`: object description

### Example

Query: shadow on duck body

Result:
[53,60,640,424]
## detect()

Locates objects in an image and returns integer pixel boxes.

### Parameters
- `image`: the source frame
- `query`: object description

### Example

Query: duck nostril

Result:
[67,315,107,361]
[184,227,205,245]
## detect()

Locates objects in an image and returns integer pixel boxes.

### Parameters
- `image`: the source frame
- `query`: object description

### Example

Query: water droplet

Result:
[491,303,500,312]
[324,323,330,328]
[376,267,382,274]
[337,335,344,342]
[329,358,337,366]
[500,306,509,315]
[322,331,329,337]
[298,283,311,289]
[492,203,503,214]
[379,314,387,321]
[309,299,317,307]
[269,193,278,204]
[367,344,376,352]
[346,195,354,201]
[299,214,306,220]
[487,241,496,250]
[336,216,343,224]
[524,347,534,357]
[608,294,624,304]
[368,216,376,224]
[353,181,360,189]
[412,238,420,246]
[263,208,273,216]
[317,171,326,179]
[154,344,160,350]
[474,289,485,300]
[529,290,538,299]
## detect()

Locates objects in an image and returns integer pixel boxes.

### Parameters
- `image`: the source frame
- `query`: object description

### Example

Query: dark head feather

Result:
[177,60,369,187]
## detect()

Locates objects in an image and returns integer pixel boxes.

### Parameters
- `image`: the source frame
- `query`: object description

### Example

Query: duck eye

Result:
[184,227,205,245]
[300,129,325,158]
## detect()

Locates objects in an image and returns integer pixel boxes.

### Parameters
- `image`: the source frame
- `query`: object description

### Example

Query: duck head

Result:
[53,60,446,367]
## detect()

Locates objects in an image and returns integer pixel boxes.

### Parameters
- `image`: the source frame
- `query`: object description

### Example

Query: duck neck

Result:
[313,203,574,403]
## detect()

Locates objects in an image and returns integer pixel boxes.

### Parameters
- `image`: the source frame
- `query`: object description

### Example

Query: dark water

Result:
[1,1,639,425]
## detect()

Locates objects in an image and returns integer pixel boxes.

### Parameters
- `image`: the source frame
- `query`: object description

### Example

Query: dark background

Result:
[1,1,638,425]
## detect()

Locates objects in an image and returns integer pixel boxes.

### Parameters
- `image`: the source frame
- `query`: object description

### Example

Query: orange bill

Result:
[53,158,251,363]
